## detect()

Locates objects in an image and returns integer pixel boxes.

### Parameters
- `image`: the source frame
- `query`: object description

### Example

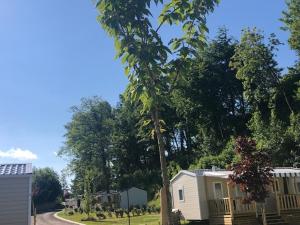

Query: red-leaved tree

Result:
[229,137,273,203]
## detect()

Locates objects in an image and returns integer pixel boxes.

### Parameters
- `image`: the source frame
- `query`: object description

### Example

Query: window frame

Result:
[213,182,224,199]
[235,184,247,198]
[235,184,243,197]
[178,186,185,202]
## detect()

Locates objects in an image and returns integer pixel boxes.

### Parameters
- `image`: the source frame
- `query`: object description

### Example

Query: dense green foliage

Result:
[60,1,300,202]
[59,97,113,194]
[96,1,220,220]
[281,0,300,56]
[32,167,63,205]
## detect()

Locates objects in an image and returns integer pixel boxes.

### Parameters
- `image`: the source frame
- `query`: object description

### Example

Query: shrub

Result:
[96,211,106,220]
[115,208,124,218]
[95,205,101,212]
[171,210,182,224]
[136,209,142,216]
[131,208,137,216]
[114,210,120,218]
[155,207,160,213]
[119,209,124,218]
[67,211,74,216]
[141,208,146,215]
[147,207,152,214]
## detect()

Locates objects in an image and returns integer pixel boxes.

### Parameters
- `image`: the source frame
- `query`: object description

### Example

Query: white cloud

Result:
[0,148,38,161]
[53,151,58,156]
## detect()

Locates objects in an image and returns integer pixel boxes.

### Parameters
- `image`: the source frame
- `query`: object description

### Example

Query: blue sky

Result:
[0,0,297,175]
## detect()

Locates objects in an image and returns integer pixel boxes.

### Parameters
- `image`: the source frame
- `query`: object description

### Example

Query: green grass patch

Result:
[57,211,160,225]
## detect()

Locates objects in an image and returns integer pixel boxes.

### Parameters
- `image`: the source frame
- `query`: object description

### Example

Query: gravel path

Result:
[32,212,81,225]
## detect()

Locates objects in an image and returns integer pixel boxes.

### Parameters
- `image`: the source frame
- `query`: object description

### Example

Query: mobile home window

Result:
[178,188,184,201]
[297,182,300,193]
[235,185,244,197]
[213,182,223,199]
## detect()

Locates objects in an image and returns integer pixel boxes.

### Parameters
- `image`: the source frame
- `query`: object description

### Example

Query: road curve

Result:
[32,212,81,225]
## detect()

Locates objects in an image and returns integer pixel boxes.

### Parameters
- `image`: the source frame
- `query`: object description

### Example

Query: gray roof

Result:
[0,163,32,176]
[171,167,300,182]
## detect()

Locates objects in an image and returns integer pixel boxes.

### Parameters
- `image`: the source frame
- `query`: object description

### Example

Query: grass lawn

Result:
[57,211,161,225]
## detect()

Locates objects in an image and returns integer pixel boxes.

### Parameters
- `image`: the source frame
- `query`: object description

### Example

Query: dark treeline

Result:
[59,1,300,198]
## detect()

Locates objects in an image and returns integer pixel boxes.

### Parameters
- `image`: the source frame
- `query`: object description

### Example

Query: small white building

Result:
[65,198,78,208]
[0,163,32,225]
[95,187,147,209]
[95,190,121,208]
[120,187,147,209]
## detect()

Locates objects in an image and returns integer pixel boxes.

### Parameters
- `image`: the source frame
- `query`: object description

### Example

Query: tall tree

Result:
[32,167,63,206]
[60,97,114,193]
[172,29,247,157]
[282,0,300,166]
[96,1,219,223]
[82,169,93,218]
[111,93,161,196]
[230,29,285,114]
[230,28,300,165]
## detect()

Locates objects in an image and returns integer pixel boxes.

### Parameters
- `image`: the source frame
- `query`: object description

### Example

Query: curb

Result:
[54,212,86,225]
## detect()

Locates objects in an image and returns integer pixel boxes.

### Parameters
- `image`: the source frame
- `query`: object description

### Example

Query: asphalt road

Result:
[32,212,80,225]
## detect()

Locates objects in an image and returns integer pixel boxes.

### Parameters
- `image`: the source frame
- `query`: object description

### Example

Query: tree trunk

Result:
[101,151,110,193]
[151,108,172,225]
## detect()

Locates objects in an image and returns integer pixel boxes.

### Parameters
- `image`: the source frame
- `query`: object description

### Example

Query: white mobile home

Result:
[171,168,300,225]
[120,187,147,209]
[0,163,32,225]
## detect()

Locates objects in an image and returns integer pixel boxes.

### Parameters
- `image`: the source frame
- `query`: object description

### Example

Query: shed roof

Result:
[0,163,32,176]
[170,167,300,182]
[170,170,197,182]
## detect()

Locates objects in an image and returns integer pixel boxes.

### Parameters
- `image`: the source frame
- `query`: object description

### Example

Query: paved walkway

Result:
[32,212,80,225]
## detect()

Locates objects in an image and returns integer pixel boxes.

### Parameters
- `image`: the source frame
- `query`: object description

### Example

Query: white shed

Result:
[0,163,32,225]
[120,187,147,209]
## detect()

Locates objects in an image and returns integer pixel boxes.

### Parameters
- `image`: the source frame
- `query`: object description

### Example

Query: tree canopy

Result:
[59,1,300,220]
[32,167,63,206]
[281,0,300,57]
[61,25,300,195]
